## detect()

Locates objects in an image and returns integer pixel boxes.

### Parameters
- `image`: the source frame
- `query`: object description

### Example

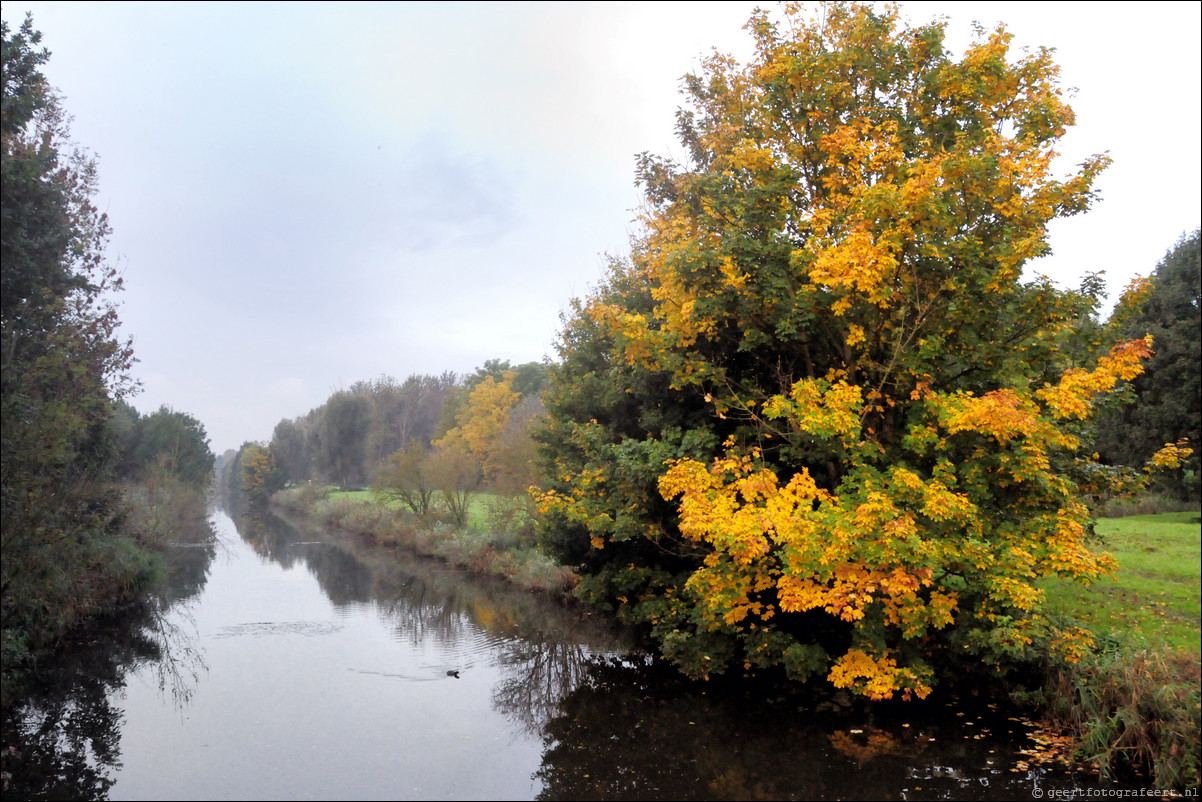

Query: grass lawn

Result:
[324,487,504,528]
[327,488,374,503]
[1041,511,1202,656]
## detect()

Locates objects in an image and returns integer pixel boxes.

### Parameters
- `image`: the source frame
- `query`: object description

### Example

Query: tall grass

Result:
[1034,636,1200,788]
[1033,510,1201,788]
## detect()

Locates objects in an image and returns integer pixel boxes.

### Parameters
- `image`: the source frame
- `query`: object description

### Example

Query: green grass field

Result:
[1041,512,1202,655]
[326,488,374,504]
[324,488,500,529]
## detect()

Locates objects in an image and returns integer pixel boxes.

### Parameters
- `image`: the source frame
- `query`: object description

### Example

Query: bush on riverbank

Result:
[121,462,212,548]
[273,487,576,596]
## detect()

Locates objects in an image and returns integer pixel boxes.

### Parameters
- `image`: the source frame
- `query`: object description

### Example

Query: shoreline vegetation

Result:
[271,485,578,597]
[1032,511,1201,788]
[0,467,216,710]
[2,19,218,711]
[274,484,1201,788]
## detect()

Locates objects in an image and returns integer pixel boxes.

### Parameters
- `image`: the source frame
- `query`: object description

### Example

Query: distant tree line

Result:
[221,360,548,525]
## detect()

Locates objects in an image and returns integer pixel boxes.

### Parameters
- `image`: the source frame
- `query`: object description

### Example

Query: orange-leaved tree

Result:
[536,2,1188,699]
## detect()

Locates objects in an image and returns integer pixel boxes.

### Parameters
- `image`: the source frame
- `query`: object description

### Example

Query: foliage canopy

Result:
[537,2,1183,699]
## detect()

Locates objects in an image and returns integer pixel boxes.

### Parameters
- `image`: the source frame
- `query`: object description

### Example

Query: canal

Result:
[2,506,1110,800]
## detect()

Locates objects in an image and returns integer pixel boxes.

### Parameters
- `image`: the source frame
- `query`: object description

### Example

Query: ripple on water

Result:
[347,664,473,682]
[211,620,344,638]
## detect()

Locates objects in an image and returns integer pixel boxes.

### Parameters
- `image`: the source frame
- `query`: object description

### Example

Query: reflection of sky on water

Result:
[108,508,613,801]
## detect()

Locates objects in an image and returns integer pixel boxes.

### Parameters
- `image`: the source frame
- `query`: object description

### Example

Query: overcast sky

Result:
[10,1,1201,454]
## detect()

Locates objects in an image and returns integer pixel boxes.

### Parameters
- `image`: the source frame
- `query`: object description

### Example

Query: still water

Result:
[108,508,629,800]
[4,507,1114,800]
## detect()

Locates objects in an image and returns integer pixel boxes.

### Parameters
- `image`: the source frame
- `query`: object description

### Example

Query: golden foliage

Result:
[1036,338,1152,419]
[538,2,1181,700]
[435,373,520,483]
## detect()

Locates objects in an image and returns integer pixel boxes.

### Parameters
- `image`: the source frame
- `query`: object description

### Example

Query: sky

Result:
[9,1,1201,455]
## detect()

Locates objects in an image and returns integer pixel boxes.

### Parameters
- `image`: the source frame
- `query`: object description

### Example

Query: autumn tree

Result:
[436,361,546,437]
[436,372,521,487]
[491,394,546,496]
[365,364,545,529]
[240,442,284,506]
[537,3,1184,699]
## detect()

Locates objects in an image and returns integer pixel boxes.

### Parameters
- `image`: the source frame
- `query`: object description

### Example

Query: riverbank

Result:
[271,486,577,597]
[1,477,214,711]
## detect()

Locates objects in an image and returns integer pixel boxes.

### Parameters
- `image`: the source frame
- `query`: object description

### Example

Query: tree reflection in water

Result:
[1,513,216,800]
[533,657,1097,802]
[1,624,146,800]
[356,545,630,737]
[492,640,594,736]
[265,508,634,737]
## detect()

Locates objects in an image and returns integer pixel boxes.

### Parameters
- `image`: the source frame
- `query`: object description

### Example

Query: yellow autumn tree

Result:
[435,372,521,486]
[537,2,1190,700]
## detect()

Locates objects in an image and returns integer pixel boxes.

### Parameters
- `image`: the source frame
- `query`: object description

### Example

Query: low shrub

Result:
[273,483,329,514]
[1094,492,1200,519]
[483,495,537,549]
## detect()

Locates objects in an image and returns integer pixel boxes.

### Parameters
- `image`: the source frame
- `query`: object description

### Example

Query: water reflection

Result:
[2,506,1117,800]
[493,639,596,737]
[1,513,216,800]
[259,509,632,737]
[534,657,1093,801]
[1,624,150,800]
